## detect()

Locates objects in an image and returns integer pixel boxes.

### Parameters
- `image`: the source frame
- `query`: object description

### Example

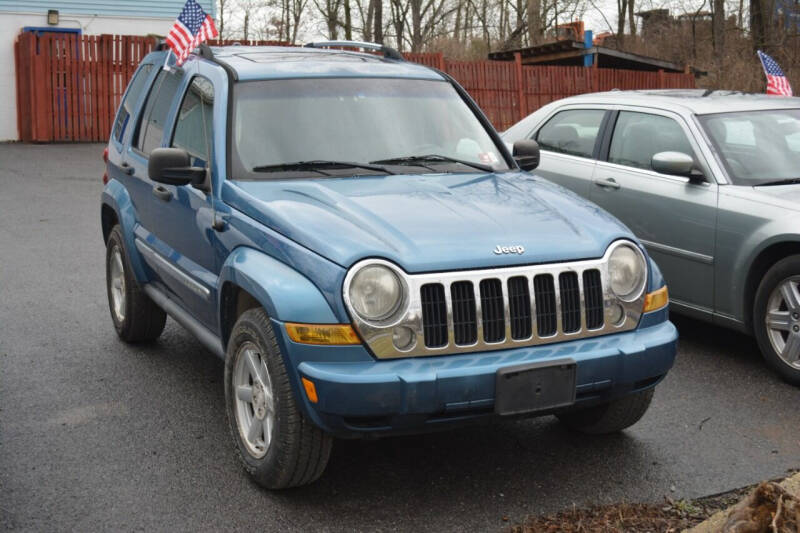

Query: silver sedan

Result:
[502,89,800,384]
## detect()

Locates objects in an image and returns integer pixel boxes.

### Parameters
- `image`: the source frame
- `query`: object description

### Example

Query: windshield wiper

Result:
[370,154,494,173]
[252,160,394,175]
[756,178,800,186]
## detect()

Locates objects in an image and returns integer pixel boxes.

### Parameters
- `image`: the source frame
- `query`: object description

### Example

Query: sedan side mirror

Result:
[651,151,695,178]
[148,148,207,188]
[513,140,540,171]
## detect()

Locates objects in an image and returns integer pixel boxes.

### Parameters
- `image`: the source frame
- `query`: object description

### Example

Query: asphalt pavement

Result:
[1,143,799,532]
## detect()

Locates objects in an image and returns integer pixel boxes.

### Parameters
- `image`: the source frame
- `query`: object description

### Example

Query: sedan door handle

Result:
[152,185,173,202]
[594,177,621,190]
[120,162,134,175]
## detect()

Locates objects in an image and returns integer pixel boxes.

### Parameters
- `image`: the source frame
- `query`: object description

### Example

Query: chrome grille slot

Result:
[534,274,557,337]
[451,281,477,345]
[480,279,505,343]
[559,272,581,333]
[507,276,532,340]
[583,269,604,329]
[420,283,447,348]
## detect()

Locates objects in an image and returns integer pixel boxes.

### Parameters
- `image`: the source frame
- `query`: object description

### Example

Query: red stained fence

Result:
[406,52,696,131]
[15,32,155,143]
[14,33,695,142]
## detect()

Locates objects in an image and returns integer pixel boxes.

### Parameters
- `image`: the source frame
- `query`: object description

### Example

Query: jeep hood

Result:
[223,172,635,273]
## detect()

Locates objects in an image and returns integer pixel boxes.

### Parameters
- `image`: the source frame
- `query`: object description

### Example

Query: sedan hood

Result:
[750,184,800,209]
[223,172,634,272]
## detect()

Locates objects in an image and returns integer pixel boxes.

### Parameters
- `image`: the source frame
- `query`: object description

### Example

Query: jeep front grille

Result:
[420,269,604,348]
[343,242,647,359]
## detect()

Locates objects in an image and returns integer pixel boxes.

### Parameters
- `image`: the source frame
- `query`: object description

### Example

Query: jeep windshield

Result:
[699,109,800,186]
[231,78,509,180]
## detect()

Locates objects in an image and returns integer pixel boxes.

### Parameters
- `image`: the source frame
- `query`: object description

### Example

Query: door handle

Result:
[594,177,621,190]
[152,185,173,202]
[120,162,134,175]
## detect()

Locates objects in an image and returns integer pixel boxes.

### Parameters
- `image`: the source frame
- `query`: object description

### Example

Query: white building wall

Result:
[1,12,178,141]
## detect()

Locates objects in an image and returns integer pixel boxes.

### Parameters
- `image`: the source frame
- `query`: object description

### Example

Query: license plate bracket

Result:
[495,359,577,416]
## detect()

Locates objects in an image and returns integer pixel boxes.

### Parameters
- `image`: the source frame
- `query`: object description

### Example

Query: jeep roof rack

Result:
[304,40,404,61]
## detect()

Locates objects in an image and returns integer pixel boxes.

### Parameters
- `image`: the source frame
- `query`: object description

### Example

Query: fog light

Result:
[392,326,415,351]
[609,303,625,325]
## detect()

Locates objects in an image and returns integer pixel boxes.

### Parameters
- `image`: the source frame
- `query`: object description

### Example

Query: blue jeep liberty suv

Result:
[101,41,678,489]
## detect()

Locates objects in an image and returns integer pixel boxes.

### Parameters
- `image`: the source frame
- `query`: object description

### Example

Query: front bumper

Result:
[274,309,677,438]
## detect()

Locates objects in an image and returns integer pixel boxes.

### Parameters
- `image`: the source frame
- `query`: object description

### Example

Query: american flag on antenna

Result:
[757,50,793,97]
[166,0,218,66]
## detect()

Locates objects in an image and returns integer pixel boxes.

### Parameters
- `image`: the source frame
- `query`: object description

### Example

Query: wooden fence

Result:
[14,33,695,142]
[406,52,696,130]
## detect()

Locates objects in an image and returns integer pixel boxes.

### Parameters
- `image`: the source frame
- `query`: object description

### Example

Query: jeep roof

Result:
[199,45,444,82]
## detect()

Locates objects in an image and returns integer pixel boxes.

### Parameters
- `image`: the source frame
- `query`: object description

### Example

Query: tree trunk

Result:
[527,0,542,45]
[628,0,636,36]
[364,0,374,41]
[713,0,725,59]
[617,0,627,42]
[374,0,383,44]
[344,0,352,40]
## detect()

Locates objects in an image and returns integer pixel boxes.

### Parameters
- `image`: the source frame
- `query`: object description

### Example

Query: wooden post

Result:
[514,52,527,121]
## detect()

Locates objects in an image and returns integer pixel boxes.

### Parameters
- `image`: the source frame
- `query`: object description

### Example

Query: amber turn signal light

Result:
[643,286,669,312]
[301,377,319,404]
[285,323,361,345]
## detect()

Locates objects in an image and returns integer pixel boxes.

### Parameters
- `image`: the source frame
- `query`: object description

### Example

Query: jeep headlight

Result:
[348,264,404,321]
[609,243,646,301]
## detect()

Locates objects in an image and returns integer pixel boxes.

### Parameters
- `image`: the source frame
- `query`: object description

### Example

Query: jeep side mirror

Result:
[148,148,207,188]
[513,140,540,171]
[651,151,695,177]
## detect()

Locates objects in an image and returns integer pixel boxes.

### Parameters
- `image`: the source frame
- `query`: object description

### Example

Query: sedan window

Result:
[535,109,605,159]
[609,111,695,171]
[700,109,800,185]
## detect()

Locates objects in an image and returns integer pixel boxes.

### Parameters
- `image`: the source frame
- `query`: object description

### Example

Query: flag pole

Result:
[163,46,173,72]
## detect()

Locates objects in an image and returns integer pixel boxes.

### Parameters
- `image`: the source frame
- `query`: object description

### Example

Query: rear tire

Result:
[105,225,166,343]
[556,389,654,434]
[224,308,332,489]
[753,255,800,385]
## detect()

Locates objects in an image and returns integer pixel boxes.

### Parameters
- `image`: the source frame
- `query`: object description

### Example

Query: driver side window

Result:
[171,77,215,168]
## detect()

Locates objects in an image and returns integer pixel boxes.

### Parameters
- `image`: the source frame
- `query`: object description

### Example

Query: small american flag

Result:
[166,0,218,66]
[757,50,793,97]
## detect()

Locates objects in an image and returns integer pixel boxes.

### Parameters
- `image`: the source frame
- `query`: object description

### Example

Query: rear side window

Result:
[536,109,605,159]
[136,69,182,156]
[172,77,214,168]
[609,111,695,170]
[112,64,152,143]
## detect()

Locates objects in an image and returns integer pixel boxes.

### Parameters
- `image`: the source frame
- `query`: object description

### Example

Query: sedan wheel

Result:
[764,276,800,370]
[754,255,800,385]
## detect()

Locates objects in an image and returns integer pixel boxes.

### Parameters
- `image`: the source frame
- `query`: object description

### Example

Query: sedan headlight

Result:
[609,243,646,301]
[348,264,404,321]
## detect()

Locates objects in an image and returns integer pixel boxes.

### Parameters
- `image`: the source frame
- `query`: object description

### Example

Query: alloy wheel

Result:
[765,276,800,370]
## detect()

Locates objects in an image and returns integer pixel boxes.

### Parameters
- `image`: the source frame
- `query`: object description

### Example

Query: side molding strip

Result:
[135,239,211,299]
[639,239,714,265]
[143,284,225,358]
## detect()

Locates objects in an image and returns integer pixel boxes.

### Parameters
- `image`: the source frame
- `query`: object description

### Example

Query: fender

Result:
[733,229,800,322]
[647,255,666,293]
[218,247,339,326]
[101,180,149,283]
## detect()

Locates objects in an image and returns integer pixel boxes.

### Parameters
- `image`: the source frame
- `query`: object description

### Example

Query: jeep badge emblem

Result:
[494,245,525,255]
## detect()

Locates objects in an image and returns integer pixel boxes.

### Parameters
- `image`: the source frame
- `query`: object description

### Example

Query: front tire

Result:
[105,225,166,342]
[224,308,332,489]
[753,255,800,385]
[556,389,654,434]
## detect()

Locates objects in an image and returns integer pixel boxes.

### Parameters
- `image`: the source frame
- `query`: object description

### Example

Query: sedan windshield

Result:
[231,78,509,180]
[699,109,800,185]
